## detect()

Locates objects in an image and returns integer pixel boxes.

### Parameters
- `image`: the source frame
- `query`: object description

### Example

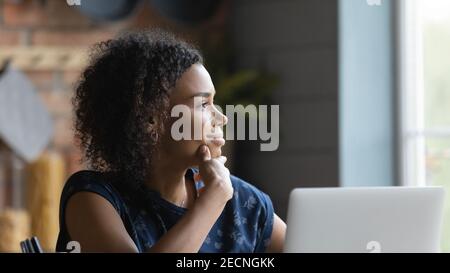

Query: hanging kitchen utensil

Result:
[0,143,26,210]
[149,0,223,25]
[0,65,53,163]
[77,0,141,22]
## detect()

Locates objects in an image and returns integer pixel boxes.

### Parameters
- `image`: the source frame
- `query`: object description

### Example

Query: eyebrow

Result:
[191,91,216,98]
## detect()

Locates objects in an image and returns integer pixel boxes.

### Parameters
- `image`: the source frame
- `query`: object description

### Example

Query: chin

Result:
[208,144,223,158]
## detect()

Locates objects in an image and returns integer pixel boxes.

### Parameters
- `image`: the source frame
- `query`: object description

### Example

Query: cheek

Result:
[166,109,222,161]
[196,113,223,156]
[191,109,211,141]
[185,141,202,160]
[200,111,224,158]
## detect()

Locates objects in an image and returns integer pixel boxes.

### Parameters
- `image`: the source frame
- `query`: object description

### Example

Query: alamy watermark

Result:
[366,241,382,253]
[366,0,382,6]
[66,241,81,253]
[66,0,81,6]
[171,97,280,152]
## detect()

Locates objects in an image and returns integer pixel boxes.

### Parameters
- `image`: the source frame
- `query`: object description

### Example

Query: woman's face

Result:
[159,63,227,167]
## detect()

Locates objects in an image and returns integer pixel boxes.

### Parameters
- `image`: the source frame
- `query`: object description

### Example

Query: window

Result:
[399,0,450,252]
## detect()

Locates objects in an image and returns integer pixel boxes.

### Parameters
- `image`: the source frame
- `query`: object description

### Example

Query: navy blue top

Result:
[56,168,274,253]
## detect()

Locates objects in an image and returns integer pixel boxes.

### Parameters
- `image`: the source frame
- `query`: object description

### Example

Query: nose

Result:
[212,106,227,128]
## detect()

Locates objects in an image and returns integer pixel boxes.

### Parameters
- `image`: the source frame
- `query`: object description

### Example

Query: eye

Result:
[201,101,209,108]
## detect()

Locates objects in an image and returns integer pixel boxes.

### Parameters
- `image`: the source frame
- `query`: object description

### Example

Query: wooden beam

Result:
[0,47,88,71]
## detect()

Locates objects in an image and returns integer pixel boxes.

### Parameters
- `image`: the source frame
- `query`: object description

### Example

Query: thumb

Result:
[197,145,211,162]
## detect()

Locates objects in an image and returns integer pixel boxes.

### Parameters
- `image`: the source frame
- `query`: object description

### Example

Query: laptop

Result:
[284,187,446,253]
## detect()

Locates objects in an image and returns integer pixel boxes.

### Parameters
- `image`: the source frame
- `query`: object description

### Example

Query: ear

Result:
[147,118,159,141]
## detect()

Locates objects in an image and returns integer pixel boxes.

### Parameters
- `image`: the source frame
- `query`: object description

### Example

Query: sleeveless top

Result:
[56,168,274,253]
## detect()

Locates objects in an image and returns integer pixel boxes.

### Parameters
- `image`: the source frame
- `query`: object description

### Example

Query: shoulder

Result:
[229,175,272,212]
[61,170,123,214]
[65,170,108,186]
[227,174,275,252]
[59,171,139,253]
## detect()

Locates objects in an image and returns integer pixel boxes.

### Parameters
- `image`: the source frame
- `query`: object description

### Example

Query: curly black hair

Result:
[73,30,203,202]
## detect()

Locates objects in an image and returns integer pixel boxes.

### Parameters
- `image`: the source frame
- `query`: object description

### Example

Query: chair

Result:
[20,237,44,253]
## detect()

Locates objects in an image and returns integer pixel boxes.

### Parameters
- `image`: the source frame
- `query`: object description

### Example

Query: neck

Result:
[146,152,189,206]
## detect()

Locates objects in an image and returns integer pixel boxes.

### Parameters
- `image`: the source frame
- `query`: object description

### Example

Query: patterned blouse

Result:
[56,168,274,253]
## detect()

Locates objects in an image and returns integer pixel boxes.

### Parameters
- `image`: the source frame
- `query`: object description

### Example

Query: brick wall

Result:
[0,0,227,177]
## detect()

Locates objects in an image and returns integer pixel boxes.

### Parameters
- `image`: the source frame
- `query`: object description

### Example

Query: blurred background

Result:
[0,0,449,252]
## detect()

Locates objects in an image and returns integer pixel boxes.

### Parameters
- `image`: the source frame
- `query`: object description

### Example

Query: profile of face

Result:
[159,63,228,167]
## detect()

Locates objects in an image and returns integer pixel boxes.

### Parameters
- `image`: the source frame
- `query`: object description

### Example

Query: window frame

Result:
[397,0,450,187]
[397,0,427,187]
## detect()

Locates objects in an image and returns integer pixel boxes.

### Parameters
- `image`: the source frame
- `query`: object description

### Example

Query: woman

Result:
[56,30,286,253]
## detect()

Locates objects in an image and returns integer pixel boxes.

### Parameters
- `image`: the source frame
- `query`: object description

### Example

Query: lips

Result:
[206,133,225,146]
[210,138,225,146]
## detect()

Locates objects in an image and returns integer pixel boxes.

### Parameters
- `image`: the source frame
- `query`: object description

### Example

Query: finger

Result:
[196,145,211,162]
[216,156,227,165]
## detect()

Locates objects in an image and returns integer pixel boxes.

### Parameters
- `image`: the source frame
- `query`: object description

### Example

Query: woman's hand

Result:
[195,145,233,208]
